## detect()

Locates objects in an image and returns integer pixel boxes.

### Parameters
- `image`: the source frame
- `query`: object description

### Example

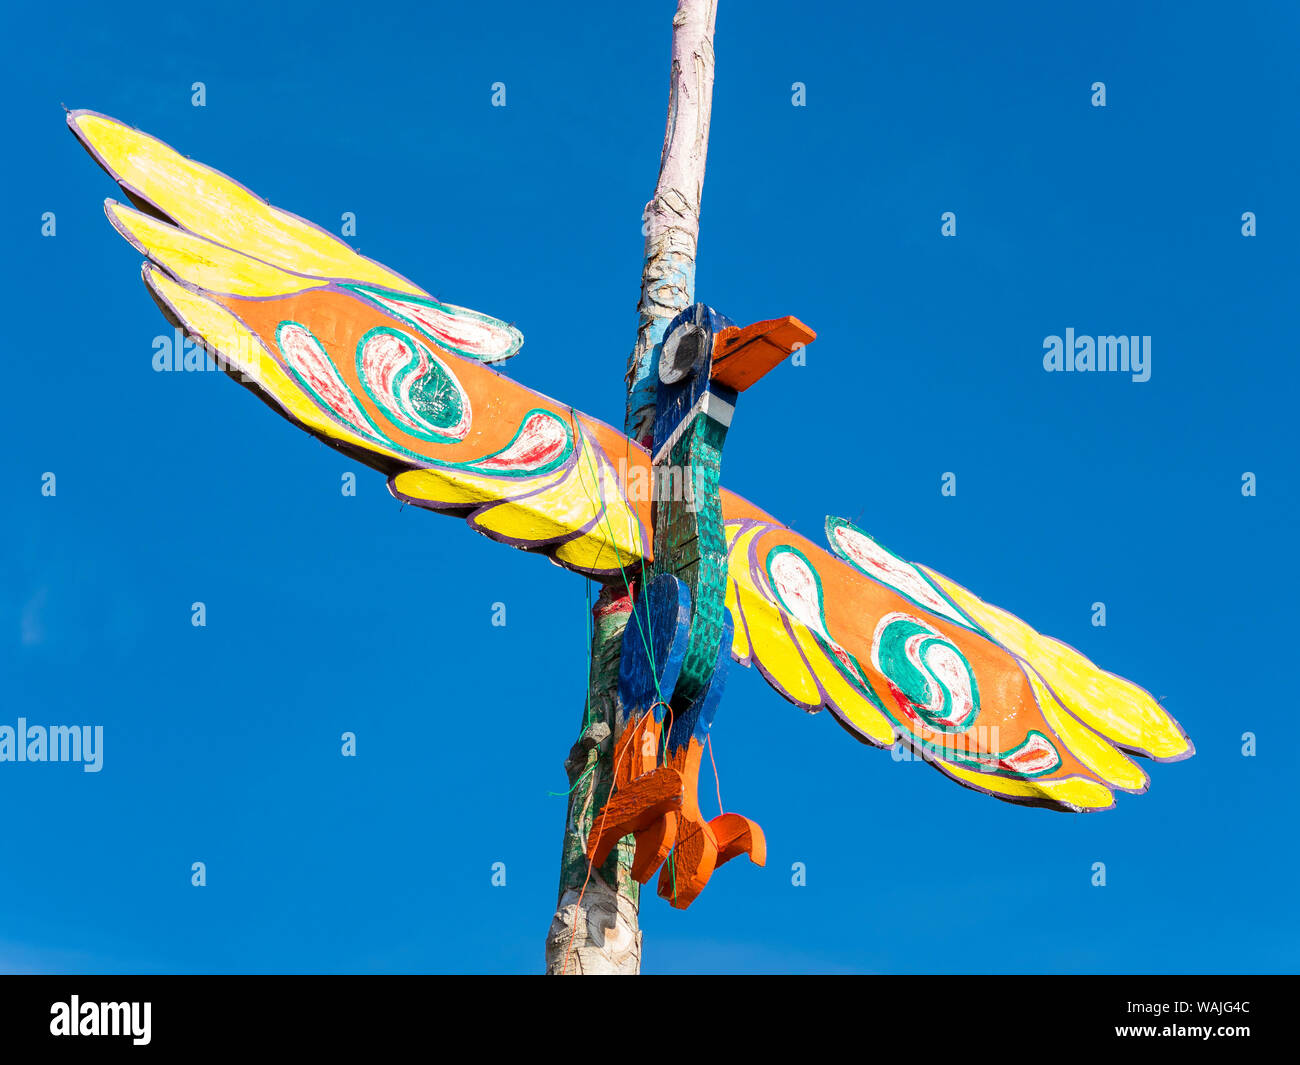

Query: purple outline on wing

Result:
[914,564,1195,765]
[68,109,443,303]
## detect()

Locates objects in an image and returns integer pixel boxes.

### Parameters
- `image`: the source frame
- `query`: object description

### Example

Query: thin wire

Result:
[563,409,713,947]
[562,730,634,974]
[562,409,672,971]
[583,577,595,728]
[625,413,685,905]
[706,733,725,817]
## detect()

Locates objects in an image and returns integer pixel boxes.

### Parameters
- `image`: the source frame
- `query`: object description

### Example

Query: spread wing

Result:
[68,110,648,578]
[720,503,1192,811]
[72,111,1191,812]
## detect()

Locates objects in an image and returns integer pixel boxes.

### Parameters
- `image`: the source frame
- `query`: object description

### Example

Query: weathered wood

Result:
[74,103,1195,838]
[587,766,685,869]
[655,738,719,908]
[710,812,766,868]
[631,812,679,883]
[545,588,642,976]
[66,0,1196,978]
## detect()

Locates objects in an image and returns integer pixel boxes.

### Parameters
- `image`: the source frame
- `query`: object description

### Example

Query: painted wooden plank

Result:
[710,316,817,391]
[72,107,1193,824]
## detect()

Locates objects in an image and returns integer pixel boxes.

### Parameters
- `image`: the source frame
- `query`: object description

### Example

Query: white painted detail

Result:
[652,389,735,463]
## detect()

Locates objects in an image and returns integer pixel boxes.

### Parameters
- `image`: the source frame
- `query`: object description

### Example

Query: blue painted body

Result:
[624,258,698,440]
[617,302,740,761]
[616,572,691,728]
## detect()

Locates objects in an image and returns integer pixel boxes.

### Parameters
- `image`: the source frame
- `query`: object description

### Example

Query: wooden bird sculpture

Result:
[68,111,1194,910]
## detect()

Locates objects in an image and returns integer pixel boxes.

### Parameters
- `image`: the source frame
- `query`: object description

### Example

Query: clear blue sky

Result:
[2,0,1296,974]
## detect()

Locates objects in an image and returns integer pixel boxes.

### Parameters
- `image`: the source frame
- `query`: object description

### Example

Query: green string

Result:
[547,761,596,799]
[569,410,663,705]
[571,409,688,903]
[582,577,595,729]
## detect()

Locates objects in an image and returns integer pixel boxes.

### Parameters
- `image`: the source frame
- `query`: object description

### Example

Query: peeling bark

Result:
[625,0,719,447]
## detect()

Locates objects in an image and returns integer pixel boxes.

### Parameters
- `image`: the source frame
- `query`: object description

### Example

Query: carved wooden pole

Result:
[626,0,719,448]
[545,0,718,975]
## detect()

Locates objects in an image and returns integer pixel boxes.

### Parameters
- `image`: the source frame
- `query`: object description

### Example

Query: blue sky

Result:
[2,0,1296,973]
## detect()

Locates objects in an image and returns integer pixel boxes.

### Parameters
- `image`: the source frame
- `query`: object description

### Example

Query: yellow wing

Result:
[718,508,1191,811]
[70,109,648,578]
[71,111,1192,812]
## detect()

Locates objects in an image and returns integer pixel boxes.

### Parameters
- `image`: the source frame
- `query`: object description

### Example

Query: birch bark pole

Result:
[544,0,718,976]
[626,0,719,448]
